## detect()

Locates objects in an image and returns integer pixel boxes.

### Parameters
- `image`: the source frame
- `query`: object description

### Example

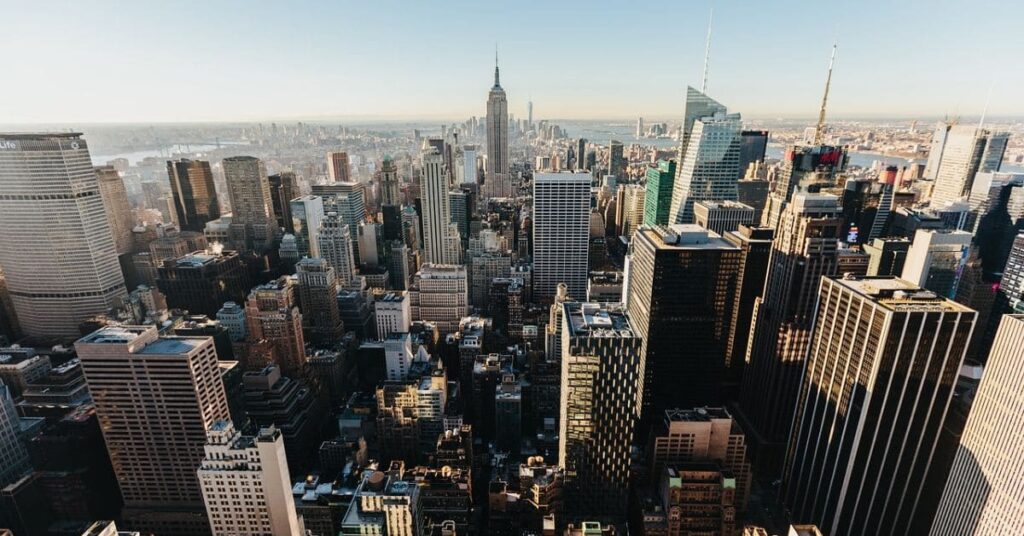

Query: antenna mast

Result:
[701,8,713,94]
[814,43,837,145]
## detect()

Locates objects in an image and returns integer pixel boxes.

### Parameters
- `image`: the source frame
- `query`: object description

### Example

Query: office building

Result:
[608,139,625,178]
[461,145,478,185]
[95,165,135,255]
[740,193,841,475]
[0,133,128,338]
[0,347,50,399]
[694,200,756,235]
[613,184,646,237]
[338,466,416,535]
[198,421,305,536]
[318,211,357,286]
[533,172,591,300]
[327,151,351,182]
[246,277,306,376]
[495,372,522,454]
[0,384,30,488]
[410,264,468,333]
[378,155,400,206]
[626,225,741,425]
[650,464,737,536]
[929,125,1008,208]
[931,315,1024,535]
[76,326,230,535]
[241,366,328,474]
[558,302,642,523]
[166,159,220,233]
[267,172,297,233]
[156,249,250,317]
[783,277,975,536]
[761,145,847,230]
[723,226,774,389]
[420,147,459,264]
[486,57,510,198]
[223,156,276,252]
[216,301,247,342]
[290,195,325,258]
[296,258,344,345]
[643,160,677,226]
[901,229,972,298]
[666,87,736,223]
[739,130,769,179]
[864,237,911,276]
[374,291,411,340]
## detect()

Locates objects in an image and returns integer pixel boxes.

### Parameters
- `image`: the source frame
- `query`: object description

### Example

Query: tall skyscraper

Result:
[533,172,591,300]
[739,130,769,179]
[739,193,841,475]
[761,145,847,230]
[327,151,351,182]
[0,133,127,338]
[318,211,357,286]
[723,225,774,391]
[608,139,625,178]
[485,55,510,199]
[289,195,325,258]
[410,264,468,333]
[267,172,297,233]
[576,138,588,171]
[900,229,972,298]
[420,147,459,265]
[76,326,230,535]
[668,90,743,224]
[167,159,220,233]
[929,125,1008,208]
[198,421,305,536]
[95,165,135,255]
[378,155,400,206]
[461,145,478,185]
[245,277,306,376]
[0,383,30,488]
[626,225,741,427]
[296,257,344,345]
[783,276,976,536]
[223,156,276,252]
[643,159,677,226]
[931,315,1024,535]
[558,302,642,524]
[922,121,953,181]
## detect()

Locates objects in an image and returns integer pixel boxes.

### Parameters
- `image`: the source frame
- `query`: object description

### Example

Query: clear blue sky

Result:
[2,0,1021,123]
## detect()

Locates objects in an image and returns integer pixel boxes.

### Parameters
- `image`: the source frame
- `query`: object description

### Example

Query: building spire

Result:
[814,42,837,145]
[979,81,994,129]
[494,44,501,88]
[701,7,713,94]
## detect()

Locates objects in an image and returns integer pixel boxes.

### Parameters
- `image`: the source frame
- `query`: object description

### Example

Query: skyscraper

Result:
[296,257,344,345]
[931,315,1024,535]
[0,383,30,488]
[378,155,400,206]
[289,195,325,258]
[245,277,307,376]
[739,193,841,475]
[318,211,357,286]
[0,133,127,338]
[95,165,135,255]
[558,302,642,524]
[198,421,305,536]
[166,159,220,233]
[576,138,588,171]
[694,200,756,235]
[420,147,459,265]
[739,130,769,179]
[782,277,976,536]
[327,151,351,182]
[929,125,1008,208]
[761,145,847,230]
[76,326,230,535]
[668,90,743,224]
[643,159,677,226]
[608,140,625,178]
[626,225,741,427]
[485,55,510,199]
[223,156,276,252]
[723,225,774,391]
[533,172,591,300]
[900,229,972,298]
[267,172,297,233]
[410,264,468,333]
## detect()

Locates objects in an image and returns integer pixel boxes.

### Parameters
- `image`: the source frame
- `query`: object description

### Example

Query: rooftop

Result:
[643,225,739,251]
[565,302,636,338]
[695,200,754,211]
[833,276,973,312]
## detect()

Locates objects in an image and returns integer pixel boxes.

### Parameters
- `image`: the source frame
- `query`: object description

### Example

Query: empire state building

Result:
[485,54,510,198]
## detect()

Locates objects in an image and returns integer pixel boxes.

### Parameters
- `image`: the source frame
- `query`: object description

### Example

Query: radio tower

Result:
[813,43,837,145]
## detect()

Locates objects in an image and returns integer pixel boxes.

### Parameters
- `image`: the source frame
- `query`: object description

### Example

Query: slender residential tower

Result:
[0,133,127,338]
[223,156,276,252]
[485,51,511,198]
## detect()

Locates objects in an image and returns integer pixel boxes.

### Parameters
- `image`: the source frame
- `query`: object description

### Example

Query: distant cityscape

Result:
[2,18,1024,536]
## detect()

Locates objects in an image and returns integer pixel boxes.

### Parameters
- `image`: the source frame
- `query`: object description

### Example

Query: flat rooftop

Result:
[695,200,754,211]
[832,276,973,312]
[641,225,739,251]
[565,302,636,338]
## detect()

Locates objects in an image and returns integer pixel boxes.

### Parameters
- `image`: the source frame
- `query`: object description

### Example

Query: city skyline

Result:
[3,0,1023,124]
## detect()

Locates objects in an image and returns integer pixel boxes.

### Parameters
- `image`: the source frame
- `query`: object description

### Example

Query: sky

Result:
[2,0,1022,124]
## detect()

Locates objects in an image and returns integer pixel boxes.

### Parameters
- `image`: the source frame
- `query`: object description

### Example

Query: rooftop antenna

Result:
[978,81,994,129]
[494,44,500,87]
[813,42,837,145]
[700,7,713,94]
